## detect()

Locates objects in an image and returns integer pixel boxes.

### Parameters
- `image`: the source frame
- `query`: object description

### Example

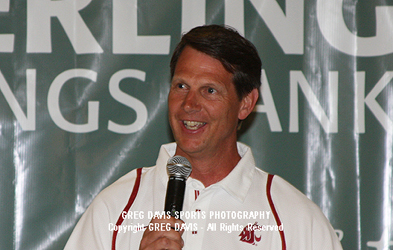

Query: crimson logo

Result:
[239,222,262,246]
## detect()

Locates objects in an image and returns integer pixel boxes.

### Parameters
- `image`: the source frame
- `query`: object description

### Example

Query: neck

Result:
[174,143,241,187]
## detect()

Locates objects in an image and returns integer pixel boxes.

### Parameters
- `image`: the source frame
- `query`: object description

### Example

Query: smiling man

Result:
[168,46,258,187]
[64,25,342,250]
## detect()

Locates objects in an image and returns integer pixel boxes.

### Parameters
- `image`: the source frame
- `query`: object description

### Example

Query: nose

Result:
[182,90,202,113]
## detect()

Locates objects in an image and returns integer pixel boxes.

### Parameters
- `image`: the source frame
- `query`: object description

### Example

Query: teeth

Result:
[183,121,206,130]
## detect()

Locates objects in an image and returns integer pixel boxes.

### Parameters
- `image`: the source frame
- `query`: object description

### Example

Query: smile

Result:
[183,121,206,130]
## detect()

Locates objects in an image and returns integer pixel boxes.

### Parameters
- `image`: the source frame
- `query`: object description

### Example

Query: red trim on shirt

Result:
[111,168,143,250]
[266,174,286,250]
[195,190,200,200]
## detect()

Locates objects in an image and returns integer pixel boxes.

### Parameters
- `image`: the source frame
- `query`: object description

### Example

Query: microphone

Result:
[164,156,192,218]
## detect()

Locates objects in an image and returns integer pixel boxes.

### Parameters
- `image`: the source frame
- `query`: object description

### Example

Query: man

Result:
[64,25,342,250]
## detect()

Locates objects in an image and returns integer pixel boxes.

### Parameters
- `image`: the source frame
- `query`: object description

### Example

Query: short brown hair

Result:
[170,25,262,100]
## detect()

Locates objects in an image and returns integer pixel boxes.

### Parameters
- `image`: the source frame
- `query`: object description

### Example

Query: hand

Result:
[139,216,184,250]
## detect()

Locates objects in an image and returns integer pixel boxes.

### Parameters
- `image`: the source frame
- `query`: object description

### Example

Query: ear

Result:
[238,88,259,120]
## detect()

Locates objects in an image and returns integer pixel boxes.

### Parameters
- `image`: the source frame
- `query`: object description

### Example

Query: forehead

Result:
[173,47,234,85]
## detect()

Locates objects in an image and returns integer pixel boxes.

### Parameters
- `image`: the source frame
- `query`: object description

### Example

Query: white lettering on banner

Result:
[0,68,148,133]
[0,0,14,53]
[317,0,393,56]
[108,69,148,134]
[289,71,338,133]
[224,0,245,35]
[47,69,99,133]
[26,0,103,54]
[334,229,344,241]
[249,0,304,55]
[181,0,206,33]
[1,69,391,134]
[367,228,393,250]
[0,70,36,130]
[182,0,245,34]
[254,69,282,132]
[0,0,9,11]
[113,0,170,54]
[9,1,393,55]
[355,71,393,134]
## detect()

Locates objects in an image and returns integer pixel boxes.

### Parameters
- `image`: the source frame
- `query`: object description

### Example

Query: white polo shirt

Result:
[64,143,342,250]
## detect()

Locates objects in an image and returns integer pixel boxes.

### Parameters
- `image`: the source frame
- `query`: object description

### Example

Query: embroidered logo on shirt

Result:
[239,222,262,246]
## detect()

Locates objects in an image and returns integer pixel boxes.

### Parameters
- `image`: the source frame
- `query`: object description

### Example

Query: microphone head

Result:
[167,156,192,180]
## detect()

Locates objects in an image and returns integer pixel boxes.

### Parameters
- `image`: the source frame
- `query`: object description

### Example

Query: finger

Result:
[150,235,183,250]
[140,233,184,250]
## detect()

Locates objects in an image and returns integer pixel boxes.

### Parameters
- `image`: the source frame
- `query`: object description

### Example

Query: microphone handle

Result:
[164,176,186,218]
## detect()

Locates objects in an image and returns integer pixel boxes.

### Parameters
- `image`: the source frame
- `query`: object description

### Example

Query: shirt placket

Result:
[182,179,215,250]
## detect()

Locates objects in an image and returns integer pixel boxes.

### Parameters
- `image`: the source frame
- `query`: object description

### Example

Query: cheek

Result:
[167,94,178,114]
[168,107,177,125]
[224,105,242,126]
[168,98,183,128]
[167,110,178,134]
[208,103,238,124]
[168,91,183,107]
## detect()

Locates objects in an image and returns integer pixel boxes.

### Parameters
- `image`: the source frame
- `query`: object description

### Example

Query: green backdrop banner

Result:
[0,1,392,249]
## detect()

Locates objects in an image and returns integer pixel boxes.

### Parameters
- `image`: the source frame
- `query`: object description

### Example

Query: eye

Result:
[207,87,216,94]
[177,83,186,89]
[171,82,186,90]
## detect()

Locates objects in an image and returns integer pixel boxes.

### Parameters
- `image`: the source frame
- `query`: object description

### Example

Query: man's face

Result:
[168,46,250,158]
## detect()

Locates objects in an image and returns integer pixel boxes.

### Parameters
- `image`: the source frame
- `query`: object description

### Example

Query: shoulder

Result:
[269,175,318,211]
[64,166,157,250]
[96,166,155,209]
[268,174,342,249]
[248,168,322,215]
[268,174,330,224]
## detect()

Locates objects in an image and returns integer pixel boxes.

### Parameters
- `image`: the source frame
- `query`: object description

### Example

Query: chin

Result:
[176,140,204,155]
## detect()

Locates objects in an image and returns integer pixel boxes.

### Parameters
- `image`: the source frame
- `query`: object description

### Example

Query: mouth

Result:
[183,120,206,130]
